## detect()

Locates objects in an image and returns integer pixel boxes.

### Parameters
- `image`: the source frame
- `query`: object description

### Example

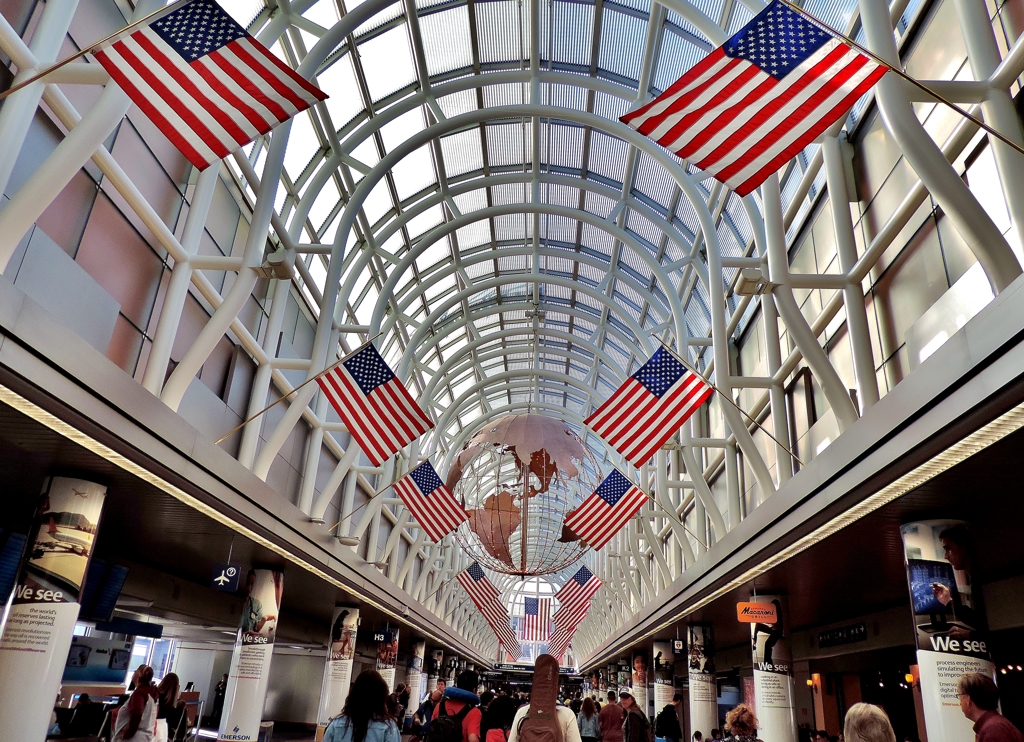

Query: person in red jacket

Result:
[958,673,1024,742]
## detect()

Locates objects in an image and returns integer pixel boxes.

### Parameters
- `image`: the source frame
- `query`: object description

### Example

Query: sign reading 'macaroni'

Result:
[736,602,778,623]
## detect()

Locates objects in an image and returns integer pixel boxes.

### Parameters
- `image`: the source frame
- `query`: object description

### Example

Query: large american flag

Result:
[317,344,433,467]
[552,565,602,627]
[520,597,550,642]
[94,0,327,170]
[620,0,886,196]
[549,622,575,663]
[585,346,712,467]
[458,563,522,660]
[393,461,467,543]
[563,470,648,552]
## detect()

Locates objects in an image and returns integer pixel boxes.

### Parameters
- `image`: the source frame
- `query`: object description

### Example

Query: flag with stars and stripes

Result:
[393,461,467,543]
[552,565,602,626]
[520,597,550,642]
[619,0,886,196]
[317,344,434,467]
[458,563,521,660]
[94,0,327,170]
[585,346,712,467]
[549,622,575,663]
[562,471,648,552]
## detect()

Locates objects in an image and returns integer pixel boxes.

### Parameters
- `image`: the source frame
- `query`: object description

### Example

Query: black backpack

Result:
[426,698,473,742]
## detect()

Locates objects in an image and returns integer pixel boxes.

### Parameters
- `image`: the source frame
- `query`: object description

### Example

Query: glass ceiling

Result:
[220,0,863,470]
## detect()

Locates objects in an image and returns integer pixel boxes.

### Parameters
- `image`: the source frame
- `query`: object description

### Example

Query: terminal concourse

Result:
[0,0,1023,739]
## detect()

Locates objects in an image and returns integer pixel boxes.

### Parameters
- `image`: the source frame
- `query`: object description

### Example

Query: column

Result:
[653,641,676,713]
[749,595,797,742]
[631,648,649,719]
[0,477,106,741]
[687,624,717,740]
[405,640,426,729]
[375,627,400,691]
[618,658,631,697]
[426,649,444,696]
[607,663,619,696]
[900,521,994,742]
[219,569,285,742]
[316,605,360,740]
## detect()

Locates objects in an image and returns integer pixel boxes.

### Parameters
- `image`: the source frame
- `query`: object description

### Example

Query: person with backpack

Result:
[324,670,401,742]
[429,671,483,742]
[507,655,583,742]
[482,695,521,742]
[655,702,682,742]
[619,690,652,742]
[417,691,443,739]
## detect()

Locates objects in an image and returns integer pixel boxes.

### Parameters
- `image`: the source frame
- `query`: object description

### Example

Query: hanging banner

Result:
[687,624,717,740]
[219,569,284,742]
[900,521,994,742]
[631,649,649,718]
[607,663,619,695]
[653,641,675,712]
[0,477,106,742]
[618,658,631,695]
[750,595,797,742]
[426,649,444,698]
[405,641,426,728]
[445,654,460,684]
[599,668,608,694]
[375,628,400,691]
[317,606,359,735]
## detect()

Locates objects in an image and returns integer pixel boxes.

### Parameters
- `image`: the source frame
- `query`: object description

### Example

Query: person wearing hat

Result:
[619,690,651,742]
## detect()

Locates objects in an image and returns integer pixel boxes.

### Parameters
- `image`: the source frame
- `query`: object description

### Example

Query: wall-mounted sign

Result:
[736,601,777,623]
[672,639,685,654]
[818,622,867,649]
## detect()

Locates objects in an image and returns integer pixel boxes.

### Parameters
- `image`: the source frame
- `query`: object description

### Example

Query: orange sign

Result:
[736,602,777,623]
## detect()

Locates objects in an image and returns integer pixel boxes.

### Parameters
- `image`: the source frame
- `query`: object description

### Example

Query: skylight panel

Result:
[546,123,584,170]
[545,215,576,243]
[492,182,527,207]
[406,203,445,238]
[592,91,631,123]
[580,222,614,258]
[438,89,478,119]
[654,27,707,93]
[420,6,474,75]
[441,130,485,177]
[546,83,588,112]
[543,184,579,209]
[482,83,525,109]
[724,1,754,34]
[362,178,395,224]
[550,0,593,67]
[475,0,528,65]
[283,110,320,180]
[587,131,628,185]
[456,221,492,249]
[358,23,417,101]
[597,8,645,82]
[485,122,529,169]
[391,144,437,199]
[453,189,489,214]
[308,179,340,232]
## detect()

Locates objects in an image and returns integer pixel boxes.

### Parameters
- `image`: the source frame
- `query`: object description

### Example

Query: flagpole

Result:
[0,0,191,103]
[656,341,806,468]
[322,479,394,532]
[213,331,383,445]
[777,0,1024,159]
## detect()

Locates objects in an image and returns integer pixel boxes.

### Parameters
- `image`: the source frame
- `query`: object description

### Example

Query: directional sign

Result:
[212,564,242,591]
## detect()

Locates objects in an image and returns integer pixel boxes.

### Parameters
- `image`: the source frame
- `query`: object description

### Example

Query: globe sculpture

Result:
[446,414,602,577]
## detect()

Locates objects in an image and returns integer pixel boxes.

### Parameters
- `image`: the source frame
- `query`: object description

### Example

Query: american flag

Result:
[393,461,467,543]
[549,622,575,663]
[585,346,712,467]
[520,597,550,642]
[563,470,648,552]
[94,0,327,170]
[552,565,602,626]
[620,0,886,196]
[457,563,522,660]
[317,344,433,467]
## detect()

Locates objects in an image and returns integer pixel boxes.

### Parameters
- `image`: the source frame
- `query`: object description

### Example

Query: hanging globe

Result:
[446,414,602,577]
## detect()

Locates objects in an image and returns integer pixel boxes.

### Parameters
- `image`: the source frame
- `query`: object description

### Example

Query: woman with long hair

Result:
[324,670,401,742]
[577,697,602,742]
[154,673,181,742]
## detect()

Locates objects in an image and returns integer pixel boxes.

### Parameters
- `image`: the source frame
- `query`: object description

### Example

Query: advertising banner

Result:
[900,521,994,742]
[687,624,717,740]
[445,654,460,684]
[0,477,106,742]
[631,649,649,718]
[426,649,444,698]
[375,628,400,691]
[317,606,359,732]
[618,658,631,695]
[653,641,675,712]
[219,569,284,741]
[405,640,426,728]
[607,663,619,695]
[749,595,797,742]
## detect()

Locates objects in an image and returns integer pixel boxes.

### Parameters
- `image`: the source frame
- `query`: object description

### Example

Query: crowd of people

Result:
[320,666,1020,742]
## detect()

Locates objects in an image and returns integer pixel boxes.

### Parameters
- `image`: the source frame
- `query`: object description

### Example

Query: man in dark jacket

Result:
[620,690,651,742]
[958,673,1023,742]
[655,699,683,742]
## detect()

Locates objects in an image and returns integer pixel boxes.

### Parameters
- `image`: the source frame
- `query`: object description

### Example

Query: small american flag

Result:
[520,597,550,642]
[563,471,647,551]
[552,565,602,626]
[317,344,433,467]
[94,0,327,170]
[549,622,575,663]
[585,346,712,467]
[393,461,467,543]
[457,564,521,660]
[620,0,886,196]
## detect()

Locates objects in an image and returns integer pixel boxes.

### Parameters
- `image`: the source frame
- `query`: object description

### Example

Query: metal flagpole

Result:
[777,0,1024,159]
[213,331,383,445]
[0,0,192,103]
